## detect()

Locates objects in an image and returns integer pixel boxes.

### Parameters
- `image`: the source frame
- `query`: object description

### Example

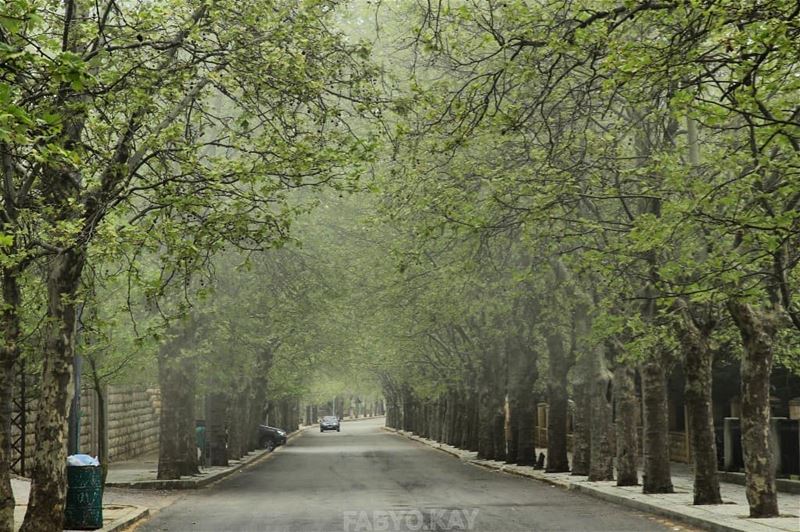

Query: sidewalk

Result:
[11,476,148,532]
[10,425,313,530]
[384,427,800,532]
[106,425,309,490]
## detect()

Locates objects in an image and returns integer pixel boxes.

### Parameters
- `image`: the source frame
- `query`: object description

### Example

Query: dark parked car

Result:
[320,416,340,432]
[258,425,287,451]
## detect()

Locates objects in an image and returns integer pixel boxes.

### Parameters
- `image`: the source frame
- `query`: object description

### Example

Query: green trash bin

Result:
[64,465,103,530]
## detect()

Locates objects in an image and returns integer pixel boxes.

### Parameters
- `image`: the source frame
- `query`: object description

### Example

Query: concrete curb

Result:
[341,415,385,423]
[382,425,785,532]
[97,505,149,532]
[106,427,310,490]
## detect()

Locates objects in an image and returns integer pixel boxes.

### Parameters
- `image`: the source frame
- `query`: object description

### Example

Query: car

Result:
[320,415,340,432]
[258,424,287,451]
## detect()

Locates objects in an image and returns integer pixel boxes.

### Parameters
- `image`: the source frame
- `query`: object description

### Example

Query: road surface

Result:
[139,418,683,532]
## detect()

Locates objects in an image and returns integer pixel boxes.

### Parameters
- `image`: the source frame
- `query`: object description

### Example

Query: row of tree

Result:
[360,0,799,521]
[0,0,379,529]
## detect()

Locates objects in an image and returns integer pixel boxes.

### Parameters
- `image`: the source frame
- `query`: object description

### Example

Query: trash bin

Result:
[64,464,103,530]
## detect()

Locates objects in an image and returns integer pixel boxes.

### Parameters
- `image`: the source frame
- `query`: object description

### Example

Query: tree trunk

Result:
[227,393,243,461]
[516,392,536,466]
[545,331,570,473]
[0,267,21,532]
[157,321,198,479]
[177,355,198,476]
[614,364,639,486]
[727,301,779,518]
[571,376,591,476]
[206,392,228,467]
[641,360,673,493]
[157,349,182,479]
[87,359,109,487]
[493,403,506,462]
[21,249,85,532]
[588,347,614,482]
[514,343,538,466]
[681,310,722,505]
[506,394,519,464]
[477,382,495,460]
[96,386,108,485]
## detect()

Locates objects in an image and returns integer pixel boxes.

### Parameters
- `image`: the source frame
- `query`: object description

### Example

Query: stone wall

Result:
[79,385,161,462]
[11,384,160,476]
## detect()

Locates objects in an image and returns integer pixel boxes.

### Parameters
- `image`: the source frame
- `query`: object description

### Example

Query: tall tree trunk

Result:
[588,346,614,482]
[21,249,85,532]
[571,299,591,476]
[641,359,673,493]
[614,364,639,486]
[680,308,722,505]
[251,344,274,445]
[506,394,519,464]
[206,392,228,467]
[0,267,21,532]
[571,376,591,476]
[177,355,198,476]
[516,392,536,466]
[96,386,108,485]
[477,382,495,460]
[467,391,480,452]
[227,393,243,461]
[87,359,108,485]
[545,331,571,473]
[514,344,538,466]
[727,301,779,518]
[493,402,506,462]
[157,350,182,479]
[157,321,197,479]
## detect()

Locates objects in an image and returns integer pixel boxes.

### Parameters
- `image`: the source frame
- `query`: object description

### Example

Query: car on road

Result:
[320,416,340,432]
[258,425,287,451]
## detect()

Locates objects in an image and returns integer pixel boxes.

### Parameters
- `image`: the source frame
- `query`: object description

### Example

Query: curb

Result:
[384,426,764,532]
[98,505,149,532]
[106,427,310,490]
[381,426,472,461]
[341,415,385,423]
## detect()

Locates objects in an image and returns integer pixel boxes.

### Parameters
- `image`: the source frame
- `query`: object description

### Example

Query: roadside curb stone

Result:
[94,505,149,532]
[383,425,799,532]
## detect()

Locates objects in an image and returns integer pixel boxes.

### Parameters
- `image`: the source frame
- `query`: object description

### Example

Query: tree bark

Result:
[571,376,591,476]
[514,344,538,466]
[545,331,571,473]
[206,392,228,467]
[680,309,722,505]
[157,322,198,479]
[516,392,536,466]
[493,403,506,462]
[157,349,181,479]
[614,364,639,486]
[0,267,21,532]
[727,301,779,518]
[87,359,109,485]
[641,359,674,493]
[21,249,85,532]
[177,355,198,476]
[588,346,614,482]
[477,382,496,460]
[227,393,243,461]
[506,394,519,464]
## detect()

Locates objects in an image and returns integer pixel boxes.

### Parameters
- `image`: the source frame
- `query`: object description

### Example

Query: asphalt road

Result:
[139,418,683,532]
